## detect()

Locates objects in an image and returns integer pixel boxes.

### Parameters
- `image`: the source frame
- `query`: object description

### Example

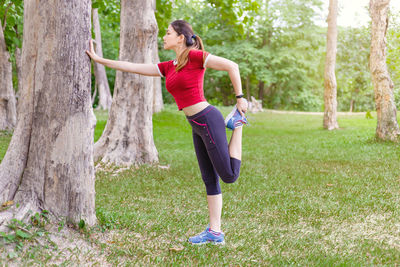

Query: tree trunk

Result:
[94,0,158,166]
[349,99,354,112]
[92,8,112,110]
[152,39,163,113]
[258,81,264,106]
[14,47,22,103]
[369,0,400,141]
[0,0,96,227]
[0,20,17,130]
[323,0,339,130]
[246,75,250,100]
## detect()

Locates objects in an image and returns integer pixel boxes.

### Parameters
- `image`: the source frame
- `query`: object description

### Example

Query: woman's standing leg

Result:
[208,126,242,232]
[191,131,223,232]
[207,194,222,232]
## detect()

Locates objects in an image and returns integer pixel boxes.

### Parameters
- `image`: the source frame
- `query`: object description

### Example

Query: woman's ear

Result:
[177,34,185,44]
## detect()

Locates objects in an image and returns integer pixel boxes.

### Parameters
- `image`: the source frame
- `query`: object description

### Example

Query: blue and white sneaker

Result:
[225,103,248,130]
[188,226,225,245]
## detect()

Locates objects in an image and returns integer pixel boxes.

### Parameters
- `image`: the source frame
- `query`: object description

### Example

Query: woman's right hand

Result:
[86,39,100,62]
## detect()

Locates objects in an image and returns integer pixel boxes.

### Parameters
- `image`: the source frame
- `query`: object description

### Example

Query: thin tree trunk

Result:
[258,81,264,106]
[152,39,163,113]
[94,0,158,166]
[0,20,17,130]
[14,47,22,103]
[246,75,250,100]
[0,0,96,227]
[349,99,354,112]
[92,8,112,110]
[323,0,339,130]
[369,0,400,141]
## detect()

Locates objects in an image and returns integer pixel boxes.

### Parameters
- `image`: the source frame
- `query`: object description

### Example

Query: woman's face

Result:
[163,25,183,50]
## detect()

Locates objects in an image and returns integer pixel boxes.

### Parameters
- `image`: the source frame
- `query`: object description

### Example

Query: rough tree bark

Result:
[0,20,17,130]
[369,0,400,141]
[14,47,22,103]
[152,39,163,113]
[323,0,339,130]
[92,8,112,110]
[94,0,158,166]
[0,0,96,226]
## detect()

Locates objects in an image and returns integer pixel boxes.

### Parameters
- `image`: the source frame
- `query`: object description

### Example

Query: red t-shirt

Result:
[157,49,211,110]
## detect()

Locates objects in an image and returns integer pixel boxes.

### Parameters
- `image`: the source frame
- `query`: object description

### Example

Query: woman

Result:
[86,20,248,245]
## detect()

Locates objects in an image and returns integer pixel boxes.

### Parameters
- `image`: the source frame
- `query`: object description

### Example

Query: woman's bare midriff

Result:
[182,101,210,116]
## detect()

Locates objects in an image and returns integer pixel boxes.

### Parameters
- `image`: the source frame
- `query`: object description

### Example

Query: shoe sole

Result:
[224,106,238,126]
[189,240,225,245]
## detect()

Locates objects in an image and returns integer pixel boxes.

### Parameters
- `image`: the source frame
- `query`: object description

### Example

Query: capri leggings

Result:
[186,105,241,195]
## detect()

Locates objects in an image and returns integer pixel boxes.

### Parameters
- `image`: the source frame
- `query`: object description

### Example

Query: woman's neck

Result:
[174,46,185,58]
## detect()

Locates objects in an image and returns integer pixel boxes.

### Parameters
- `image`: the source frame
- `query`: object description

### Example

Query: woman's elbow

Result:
[228,62,239,73]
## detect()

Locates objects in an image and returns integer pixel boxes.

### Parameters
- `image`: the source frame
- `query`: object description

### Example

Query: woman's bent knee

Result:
[220,173,239,184]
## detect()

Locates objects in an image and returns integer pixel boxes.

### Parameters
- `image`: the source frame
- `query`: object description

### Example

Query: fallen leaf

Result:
[326,184,334,187]
[158,165,170,170]
[169,246,184,252]
[2,200,14,207]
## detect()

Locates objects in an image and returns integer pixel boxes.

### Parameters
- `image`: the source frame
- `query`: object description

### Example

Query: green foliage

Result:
[78,219,86,229]
[0,0,23,50]
[336,26,374,112]
[0,210,50,253]
[0,0,23,91]
[155,0,174,37]
[366,110,373,119]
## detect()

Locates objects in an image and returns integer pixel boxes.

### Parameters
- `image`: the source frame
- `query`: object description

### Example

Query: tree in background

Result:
[94,0,159,166]
[91,0,120,105]
[0,0,96,226]
[94,0,164,112]
[369,0,399,141]
[92,7,113,110]
[0,0,23,130]
[323,0,339,130]
[0,20,16,130]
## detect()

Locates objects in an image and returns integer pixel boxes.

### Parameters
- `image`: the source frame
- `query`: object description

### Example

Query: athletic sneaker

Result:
[188,226,225,245]
[225,103,248,130]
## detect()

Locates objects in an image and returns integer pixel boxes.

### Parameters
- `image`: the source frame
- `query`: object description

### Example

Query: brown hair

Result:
[170,20,205,71]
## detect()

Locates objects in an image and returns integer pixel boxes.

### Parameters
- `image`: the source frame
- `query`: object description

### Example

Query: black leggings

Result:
[186,105,241,195]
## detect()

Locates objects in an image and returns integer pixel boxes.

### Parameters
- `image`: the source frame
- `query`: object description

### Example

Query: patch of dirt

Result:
[0,224,117,266]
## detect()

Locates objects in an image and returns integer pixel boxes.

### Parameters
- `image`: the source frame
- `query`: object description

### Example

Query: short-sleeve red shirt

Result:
[157,49,210,110]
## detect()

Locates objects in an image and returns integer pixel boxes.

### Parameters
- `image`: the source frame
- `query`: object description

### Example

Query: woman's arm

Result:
[86,40,160,77]
[205,54,248,115]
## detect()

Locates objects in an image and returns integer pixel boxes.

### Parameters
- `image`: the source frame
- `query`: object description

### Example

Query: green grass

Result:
[1,106,400,265]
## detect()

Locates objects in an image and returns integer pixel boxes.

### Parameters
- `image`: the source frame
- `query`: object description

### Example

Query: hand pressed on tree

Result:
[85,39,100,62]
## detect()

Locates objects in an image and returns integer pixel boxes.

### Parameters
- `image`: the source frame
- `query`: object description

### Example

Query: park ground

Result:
[0,105,400,265]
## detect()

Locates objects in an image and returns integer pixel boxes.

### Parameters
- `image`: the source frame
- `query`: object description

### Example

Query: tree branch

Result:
[2,2,14,32]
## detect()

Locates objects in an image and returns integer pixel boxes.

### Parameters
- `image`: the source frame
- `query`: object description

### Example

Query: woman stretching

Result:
[86,20,248,245]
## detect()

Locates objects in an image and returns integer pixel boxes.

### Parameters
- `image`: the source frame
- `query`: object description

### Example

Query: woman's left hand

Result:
[236,98,248,117]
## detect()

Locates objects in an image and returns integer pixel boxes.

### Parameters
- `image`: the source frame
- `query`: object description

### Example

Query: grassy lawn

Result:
[1,106,400,265]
